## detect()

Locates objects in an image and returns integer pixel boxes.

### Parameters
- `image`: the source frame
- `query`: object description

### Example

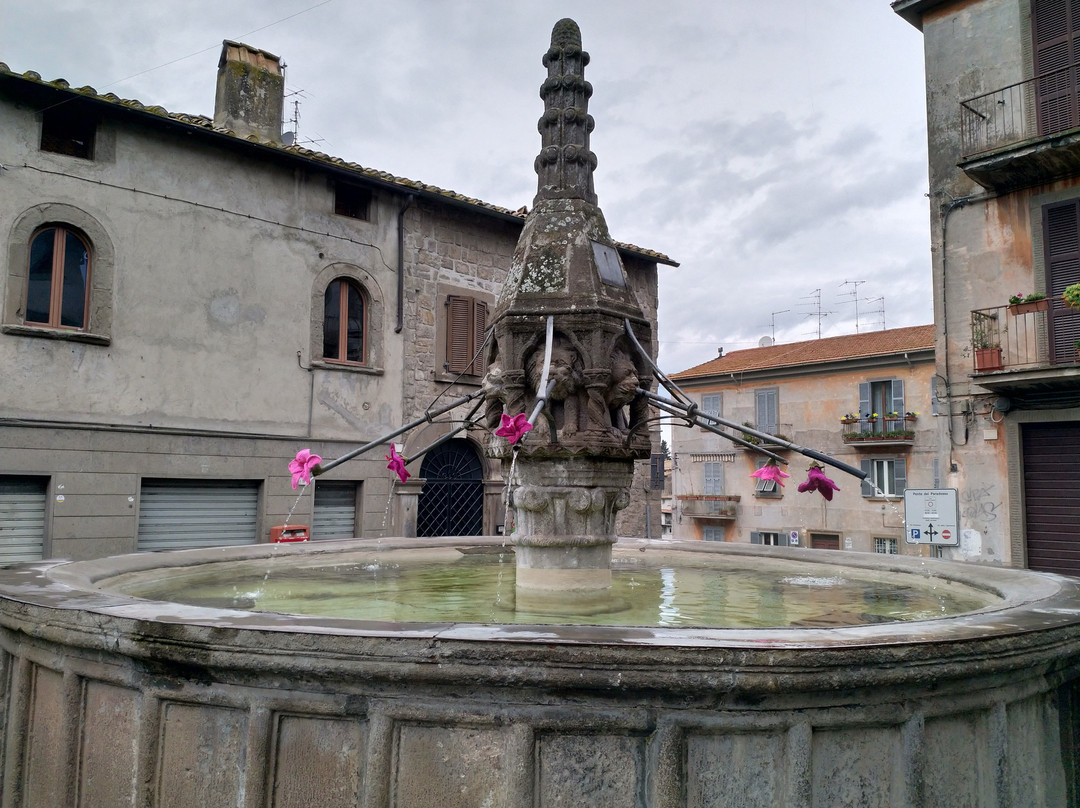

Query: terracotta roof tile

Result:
[672,324,935,379]
[0,62,677,267]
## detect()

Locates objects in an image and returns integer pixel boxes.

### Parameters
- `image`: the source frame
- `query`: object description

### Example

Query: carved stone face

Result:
[527,340,582,400]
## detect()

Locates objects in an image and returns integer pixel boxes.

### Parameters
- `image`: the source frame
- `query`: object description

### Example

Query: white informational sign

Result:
[904,489,959,545]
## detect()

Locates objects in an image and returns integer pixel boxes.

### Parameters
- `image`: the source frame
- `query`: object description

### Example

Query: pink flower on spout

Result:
[289,449,322,490]
[750,460,790,487]
[385,445,410,483]
[495,412,533,445]
[798,463,840,501]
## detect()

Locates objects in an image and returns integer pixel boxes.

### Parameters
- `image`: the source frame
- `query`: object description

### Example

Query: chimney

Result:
[213,40,285,144]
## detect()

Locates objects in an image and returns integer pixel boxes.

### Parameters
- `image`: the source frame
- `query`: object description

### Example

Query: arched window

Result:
[26,225,91,329]
[323,278,365,364]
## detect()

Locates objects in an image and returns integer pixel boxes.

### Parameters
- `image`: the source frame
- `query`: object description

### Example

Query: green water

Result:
[112,549,998,628]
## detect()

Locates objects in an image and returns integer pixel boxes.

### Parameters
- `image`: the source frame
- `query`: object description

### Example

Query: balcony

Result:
[677,496,739,520]
[737,423,793,450]
[969,303,1080,394]
[841,418,915,448]
[959,65,1080,191]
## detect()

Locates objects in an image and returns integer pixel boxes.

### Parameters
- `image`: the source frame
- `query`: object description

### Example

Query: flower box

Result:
[1008,298,1049,316]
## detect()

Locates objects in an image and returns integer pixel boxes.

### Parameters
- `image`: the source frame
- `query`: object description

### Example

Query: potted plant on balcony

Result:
[972,322,1003,372]
[1008,292,1048,316]
[1065,284,1080,310]
[904,411,919,422]
[840,413,859,425]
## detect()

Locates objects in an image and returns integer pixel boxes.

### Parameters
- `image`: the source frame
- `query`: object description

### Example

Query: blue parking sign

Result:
[910,528,921,540]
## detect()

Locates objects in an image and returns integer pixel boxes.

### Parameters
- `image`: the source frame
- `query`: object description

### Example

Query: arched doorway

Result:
[417,439,484,536]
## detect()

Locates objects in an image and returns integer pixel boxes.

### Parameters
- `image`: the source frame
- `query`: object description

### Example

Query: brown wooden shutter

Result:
[470,300,488,375]
[445,295,488,375]
[1034,0,1080,135]
[445,295,472,374]
[1044,200,1080,363]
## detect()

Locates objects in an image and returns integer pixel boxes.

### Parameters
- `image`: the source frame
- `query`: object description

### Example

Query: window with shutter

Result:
[754,388,778,433]
[861,457,906,498]
[1034,0,1080,136]
[703,461,724,496]
[444,295,488,375]
[1044,200,1080,362]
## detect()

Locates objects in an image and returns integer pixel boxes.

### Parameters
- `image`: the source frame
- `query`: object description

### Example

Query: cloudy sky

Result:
[1,1,931,374]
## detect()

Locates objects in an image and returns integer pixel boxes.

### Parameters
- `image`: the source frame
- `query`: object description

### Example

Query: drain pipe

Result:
[395,194,415,334]
[938,189,996,458]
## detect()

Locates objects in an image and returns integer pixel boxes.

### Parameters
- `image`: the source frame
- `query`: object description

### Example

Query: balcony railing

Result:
[737,423,793,449]
[677,496,739,519]
[840,417,916,446]
[968,302,1069,373]
[960,65,1080,159]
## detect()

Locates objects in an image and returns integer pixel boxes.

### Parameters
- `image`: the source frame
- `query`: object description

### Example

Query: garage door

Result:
[1023,422,1080,577]
[312,482,358,540]
[137,480,259,551]
[0,477,47,562]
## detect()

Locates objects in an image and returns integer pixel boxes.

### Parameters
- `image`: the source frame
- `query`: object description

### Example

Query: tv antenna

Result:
[838,280,867,332]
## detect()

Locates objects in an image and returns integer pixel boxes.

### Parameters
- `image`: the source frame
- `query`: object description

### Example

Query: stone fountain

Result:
[1,19,1079,808]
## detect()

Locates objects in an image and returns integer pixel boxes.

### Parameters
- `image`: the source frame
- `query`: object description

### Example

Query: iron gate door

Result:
[417,440,484,537]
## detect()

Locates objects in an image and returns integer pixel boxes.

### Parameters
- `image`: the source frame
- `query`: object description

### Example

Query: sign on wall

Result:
[904,489,959,545]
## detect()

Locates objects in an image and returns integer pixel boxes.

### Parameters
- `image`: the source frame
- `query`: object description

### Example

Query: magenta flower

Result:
[750,460,790,487]
[289,449,322,490]
[385,445,410,483]
[495,412,534,445]
[797,463,840,501]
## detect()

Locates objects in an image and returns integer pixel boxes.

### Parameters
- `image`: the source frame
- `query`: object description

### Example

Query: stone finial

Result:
[534,18,597,205]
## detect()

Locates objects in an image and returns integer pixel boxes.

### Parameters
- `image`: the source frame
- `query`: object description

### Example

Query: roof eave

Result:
[672,346,936,385]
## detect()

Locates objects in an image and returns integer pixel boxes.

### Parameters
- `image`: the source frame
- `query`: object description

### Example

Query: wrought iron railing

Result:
[960,65,1080,159]
[969,302,1052,372]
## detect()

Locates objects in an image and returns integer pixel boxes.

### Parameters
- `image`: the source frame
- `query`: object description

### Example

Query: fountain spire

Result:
[534,18,598,205]
[482,19,654,592]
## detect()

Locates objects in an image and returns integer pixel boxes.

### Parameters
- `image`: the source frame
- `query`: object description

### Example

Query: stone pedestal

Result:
[508,454,632,590]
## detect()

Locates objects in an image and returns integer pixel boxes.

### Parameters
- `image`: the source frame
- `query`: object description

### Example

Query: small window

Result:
[703,526,724,542]
[41,105,95,159]
[444,295,488,375]
[753,459,781,496]
[323,278,365,364]
[861,458,907,498]
[874,537,899,555]
[26,225,91,329]
[334,184,372,220]
[750,531,783,546]
[649,453,665,490]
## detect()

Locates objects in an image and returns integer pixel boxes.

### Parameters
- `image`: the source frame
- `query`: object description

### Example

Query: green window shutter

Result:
[858,381,871,433]
[860,458,874,498]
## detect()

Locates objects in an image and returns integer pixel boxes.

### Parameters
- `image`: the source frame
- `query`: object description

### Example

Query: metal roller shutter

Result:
[1023,422,1080,577]
[137,479,259,551]
[0,478,47,562]
[312,482,358,540]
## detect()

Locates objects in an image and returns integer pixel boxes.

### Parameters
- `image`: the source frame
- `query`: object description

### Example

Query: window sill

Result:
[311,360,383,376]
[2,324,110,345]
[433,371,484,386]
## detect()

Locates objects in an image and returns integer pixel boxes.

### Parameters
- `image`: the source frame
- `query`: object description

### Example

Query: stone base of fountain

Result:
[507,454,633,590]
[2,538,1080,806]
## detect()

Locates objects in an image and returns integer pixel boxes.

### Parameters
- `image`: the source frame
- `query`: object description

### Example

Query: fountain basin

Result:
[1,538,1079,807]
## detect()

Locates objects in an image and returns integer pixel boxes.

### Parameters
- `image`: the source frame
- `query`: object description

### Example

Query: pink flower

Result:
[495,412,533,445]
[750,460,790,487]
[385,445,410,483]
[289,449,322,490]
[797,464,840,501]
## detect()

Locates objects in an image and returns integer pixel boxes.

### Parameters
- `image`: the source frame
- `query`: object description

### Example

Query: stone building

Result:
[669,325,938,555]
[0,41,670,561]
[894,0,1080,575]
